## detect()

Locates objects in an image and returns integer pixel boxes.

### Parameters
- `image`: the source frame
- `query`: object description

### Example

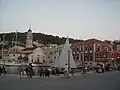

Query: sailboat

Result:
[53,37,77,69]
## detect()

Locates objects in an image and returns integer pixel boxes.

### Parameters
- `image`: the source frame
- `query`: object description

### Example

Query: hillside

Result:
[0,32,82,49]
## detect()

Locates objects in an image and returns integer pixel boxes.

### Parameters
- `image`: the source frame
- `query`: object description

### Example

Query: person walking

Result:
[0,66,2,76]
[48,67,52,77]
[26,63,33,79]
[36,66,40,79]
[64,63,69,77]
[2,66,6,76]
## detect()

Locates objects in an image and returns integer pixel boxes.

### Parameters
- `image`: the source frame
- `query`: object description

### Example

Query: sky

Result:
[0,0,120,40]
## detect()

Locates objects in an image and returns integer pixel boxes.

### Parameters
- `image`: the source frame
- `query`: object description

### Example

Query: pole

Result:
[82,45,85,67]
[68,50,70,78]
[15,30,18,63]
[2,34,5,65]
[15,30,17,47]
[12,37,14,48]
[20,59,23,80]
[12,34,16,63]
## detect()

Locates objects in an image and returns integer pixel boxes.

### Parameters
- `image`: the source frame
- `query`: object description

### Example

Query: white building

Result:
[11,46,25,51]
[21,47,45,64]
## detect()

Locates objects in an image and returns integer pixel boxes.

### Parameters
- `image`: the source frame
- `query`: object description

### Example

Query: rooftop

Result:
[73,38,112,46]
[0,50,21,54]
[22,47,37,51]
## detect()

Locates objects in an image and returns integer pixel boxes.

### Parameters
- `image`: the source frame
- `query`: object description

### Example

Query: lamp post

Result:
[117,57,120,64]
[111,58,114,68]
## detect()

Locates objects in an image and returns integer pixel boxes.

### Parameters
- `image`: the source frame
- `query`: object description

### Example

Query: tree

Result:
[0,32,81,46]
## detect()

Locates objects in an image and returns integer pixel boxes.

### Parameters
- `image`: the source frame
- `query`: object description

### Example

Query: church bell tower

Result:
[26,25,33,48]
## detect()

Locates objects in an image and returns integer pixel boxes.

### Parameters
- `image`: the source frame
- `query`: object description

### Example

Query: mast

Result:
[15,30,18,63]
[68,50,70,73]
[15,30,18,47]
[2,34,5,64]
[11,35,15,63]
[12,37,14,48]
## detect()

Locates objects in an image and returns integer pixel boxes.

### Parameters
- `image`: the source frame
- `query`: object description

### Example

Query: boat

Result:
[53,37,77,69]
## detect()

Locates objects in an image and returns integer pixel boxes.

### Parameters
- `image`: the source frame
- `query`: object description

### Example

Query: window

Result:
[76,54,79,60]
[109,47,112,51]
[85,46,87,51]
[50,52,53,55]
[97,46,100,52]
[38,58,39,62]
[31,59,33,62]
[81,55,83,61]
[81,46,83,51]
[72,48,75,52]
[90,56,93,61]
[76,48,79,52]
[89,46,92,51]
[43,60,45,63]
[96,53,99,57]
[85,56,88,61]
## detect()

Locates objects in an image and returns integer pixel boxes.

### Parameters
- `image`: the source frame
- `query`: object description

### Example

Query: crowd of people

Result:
[20,63,53,79]
[1,62,120,79]
[19,63,76,79]
[82,63,120,74]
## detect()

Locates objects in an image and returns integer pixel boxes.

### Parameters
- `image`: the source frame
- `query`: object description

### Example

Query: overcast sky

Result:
[0,0,120,40]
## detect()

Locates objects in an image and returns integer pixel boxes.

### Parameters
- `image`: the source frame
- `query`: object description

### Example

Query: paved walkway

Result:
[1,71,120,90]
[6,71,93,79]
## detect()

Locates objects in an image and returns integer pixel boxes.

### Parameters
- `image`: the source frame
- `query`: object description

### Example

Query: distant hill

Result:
[0,32,82,49]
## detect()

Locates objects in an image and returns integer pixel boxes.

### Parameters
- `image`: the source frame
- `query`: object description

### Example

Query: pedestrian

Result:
[0,66,2,76]
[42,68,45,77]
[55,67,59,76]
[48,67,52,77]
[64,63,69,77]
[26,63,33,79]
[71,69,75,76]
[36,66,40,79]
[2,66,6,76]
[45,68,50,78]
[39,67,43,77]
[82,66,86,74]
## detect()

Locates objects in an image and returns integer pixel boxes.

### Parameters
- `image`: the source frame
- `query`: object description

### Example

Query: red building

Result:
[71,39,113,66]
[110,51,120,63]
[0,49,21,62]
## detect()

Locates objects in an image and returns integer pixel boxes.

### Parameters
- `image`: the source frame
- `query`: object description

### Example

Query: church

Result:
[21,26,46,64]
